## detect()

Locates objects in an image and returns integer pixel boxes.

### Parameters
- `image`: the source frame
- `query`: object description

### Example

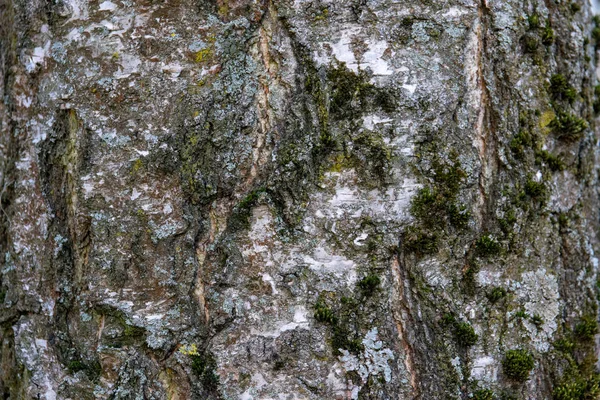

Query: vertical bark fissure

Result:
[473,0,498,230]
[392,255,421,399]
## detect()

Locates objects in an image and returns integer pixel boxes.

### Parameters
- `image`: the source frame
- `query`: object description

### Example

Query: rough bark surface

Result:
[1,0,600,399]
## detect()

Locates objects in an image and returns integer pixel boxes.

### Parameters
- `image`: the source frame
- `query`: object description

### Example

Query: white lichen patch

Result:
[471,356,497,382]
[338,328,394,399]
[24,42,51,73]
[98,1,118,12]
[313,28,394,76]
[512,269,560,352]
[318,171,418,223]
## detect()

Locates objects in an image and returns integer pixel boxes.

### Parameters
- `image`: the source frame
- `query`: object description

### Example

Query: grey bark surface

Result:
[1,0,600,399]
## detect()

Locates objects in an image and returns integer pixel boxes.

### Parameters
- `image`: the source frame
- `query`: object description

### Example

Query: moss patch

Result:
[502,349,535,382]
[549,111,588,142]
[475,235,502,257]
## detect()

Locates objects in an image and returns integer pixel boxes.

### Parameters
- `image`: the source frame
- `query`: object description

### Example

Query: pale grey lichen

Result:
[339,328,394,394]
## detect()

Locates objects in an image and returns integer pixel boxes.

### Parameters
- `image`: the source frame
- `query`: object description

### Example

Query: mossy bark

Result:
[1,0,599,399]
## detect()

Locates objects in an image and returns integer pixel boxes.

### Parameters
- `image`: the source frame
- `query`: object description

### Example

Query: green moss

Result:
[536,150,565,172]
[123,324,145,339]
[528,14,540,30]
[502,349,535,382]
[509,130,533,158]
[552,319,600,400]
[553,381,591,400]
[594,85,600,114]
[190,353,220,390]
[553,373,600,400]
[410,187,440,219]
[475,235,501,257]
[447,203,470,229]
[314,302,337,324]
[542,24,555,46]
[570,2,581,13]
[531,314,544,329]
[524,36,539,53]
[455,321,478,347]
[473,389,495,400]
[326,63,395,121]
[441,313,456,326]
[314,295,366,355]
[67,359,102,382]
[463,262,480,296]
[515,309,529,319]
[67,360,85,373]
[487,287,507,303]
[574,316,598,341]
[408,155,469,232]
[347,132,393,188]
[524,179,546,201]
[549,75,577,103]
[228,188,267,230]
[593,27,600,44]
[357,274,381,296]
[499,209,517,234]
[402,226,438,255]
[554,337,576,353]
[549,111,588,142]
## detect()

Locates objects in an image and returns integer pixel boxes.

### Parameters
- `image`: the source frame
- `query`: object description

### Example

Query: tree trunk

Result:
[1,0,599,399]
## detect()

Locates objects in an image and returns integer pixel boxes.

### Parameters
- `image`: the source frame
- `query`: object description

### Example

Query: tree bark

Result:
[1,0,599,399]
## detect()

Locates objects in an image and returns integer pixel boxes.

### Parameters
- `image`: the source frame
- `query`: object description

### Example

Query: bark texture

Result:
[1,0,600,399]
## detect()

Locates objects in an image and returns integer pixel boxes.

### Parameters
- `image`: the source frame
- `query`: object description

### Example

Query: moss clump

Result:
[357,274,381,296]
[347,132,393,188]
[536,150,565,172]
[326,63,395,120]
[67,359,102,382]
[593,85,600,115]
[574,316,598,341]
[67,360,85,373]
[190,353,220,390]
[549,75,577,103]
[528,14,540,30]
[487,287,507,303]
[509,130,533,158]
[542,24,555,45]
[228,188,267,230]
[549,112,588,142]
[515,309,529,319]
[409,155,469,229]
[570,2,581,13]
[503,349,535,382]
[524,36,539,53]
[402,226,438,255]
[531,314,544,328]
[523,179,546,201]
[476,235,501,257]
[552,319,600,400]
[314,295,366,355]
[593,26,600,45]
[473,389,495,400]
[554,337,576,353]
[447,203,470,229]
[553,379,600,400]
[455,321,478,347]
[314,302,337,324]
[499,209,517,234]
[462,262,480,296]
